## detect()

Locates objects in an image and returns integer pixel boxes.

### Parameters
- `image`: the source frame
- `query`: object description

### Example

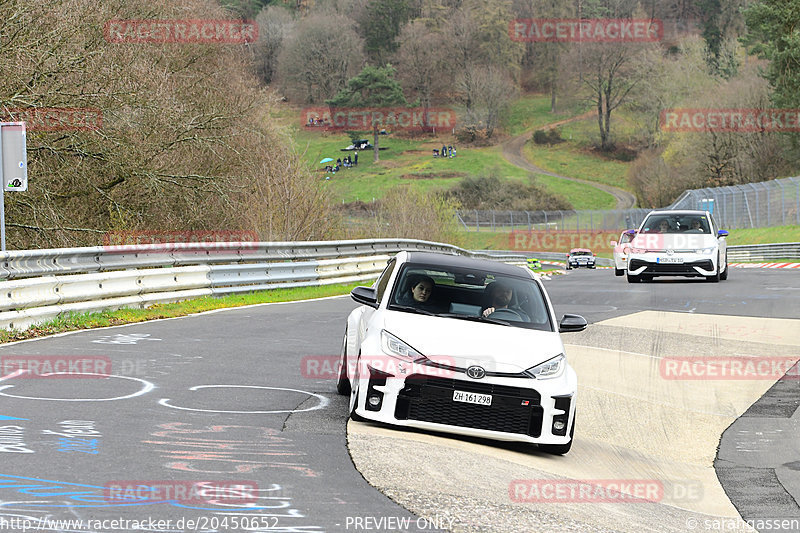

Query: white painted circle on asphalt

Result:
[159,384,329,414]
[0,373,155,401]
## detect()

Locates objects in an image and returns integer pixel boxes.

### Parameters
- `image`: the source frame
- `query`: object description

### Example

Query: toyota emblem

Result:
[466,365,486,379]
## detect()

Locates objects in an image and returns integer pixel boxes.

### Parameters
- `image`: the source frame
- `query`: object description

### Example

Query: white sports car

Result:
[337,251,587,454]
[626,209,729,283]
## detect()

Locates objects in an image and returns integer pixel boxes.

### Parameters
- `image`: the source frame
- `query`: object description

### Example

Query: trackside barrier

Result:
[726,243,800,262]
[0,240,533,332]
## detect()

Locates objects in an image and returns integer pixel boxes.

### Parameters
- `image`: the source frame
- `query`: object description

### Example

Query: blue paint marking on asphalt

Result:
[0,474,278,511]
[0,416,27,420]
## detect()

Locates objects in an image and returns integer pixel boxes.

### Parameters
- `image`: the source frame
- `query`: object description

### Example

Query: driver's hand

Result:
[482,307,495,317]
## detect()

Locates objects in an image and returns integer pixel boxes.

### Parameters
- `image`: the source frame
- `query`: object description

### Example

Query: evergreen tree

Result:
[327,65,409,162]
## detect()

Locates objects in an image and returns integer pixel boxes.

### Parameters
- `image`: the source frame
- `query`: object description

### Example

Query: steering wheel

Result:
[487,308,524,321]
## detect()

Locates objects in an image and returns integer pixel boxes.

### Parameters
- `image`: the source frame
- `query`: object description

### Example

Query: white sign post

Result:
[0,122,28,251]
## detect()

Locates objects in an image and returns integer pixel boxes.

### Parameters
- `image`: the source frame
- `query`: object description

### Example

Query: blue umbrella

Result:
[320,157,334,164]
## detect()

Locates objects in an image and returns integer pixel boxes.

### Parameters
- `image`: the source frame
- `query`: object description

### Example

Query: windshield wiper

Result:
[436,313,511,326]
[389,305,436,316]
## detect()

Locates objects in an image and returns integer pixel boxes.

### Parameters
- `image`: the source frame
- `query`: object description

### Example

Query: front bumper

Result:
[353,363,576,445]
[627,252,716,277]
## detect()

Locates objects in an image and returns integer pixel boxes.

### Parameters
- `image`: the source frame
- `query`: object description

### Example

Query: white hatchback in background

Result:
[626,210,729,283]
[610,230,635,276]
[337,251,587,455]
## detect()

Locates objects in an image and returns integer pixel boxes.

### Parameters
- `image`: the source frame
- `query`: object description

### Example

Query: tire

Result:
[720,262,728,280]
[706,257,720,282]
[615,268,624,277]
[336,330,350,396]
[626,272,639,283]
[348,355,364,421]
[538,417,575,455]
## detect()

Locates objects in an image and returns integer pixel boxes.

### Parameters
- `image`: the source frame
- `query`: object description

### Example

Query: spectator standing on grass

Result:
[354,151,358,165]
[441,145,447,159]
[453,146,457,157]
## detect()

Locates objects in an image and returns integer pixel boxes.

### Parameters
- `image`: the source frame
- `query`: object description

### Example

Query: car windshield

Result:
[641,214,711,234]
[387,263,553,332]
[571,251,592,256]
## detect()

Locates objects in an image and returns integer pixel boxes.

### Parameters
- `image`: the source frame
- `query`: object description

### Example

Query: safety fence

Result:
[455,209,651,232]
[0,239,530,332]
[668,176,800,229]
[456,176,800,232]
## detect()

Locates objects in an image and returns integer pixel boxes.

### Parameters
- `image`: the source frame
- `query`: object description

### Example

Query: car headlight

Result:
[381,330,424,362]
[695,247,715,255]
[524,353,565,379]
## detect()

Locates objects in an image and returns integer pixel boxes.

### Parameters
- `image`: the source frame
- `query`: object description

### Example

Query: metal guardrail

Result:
[0,239,532,332]
[727,243,800,262]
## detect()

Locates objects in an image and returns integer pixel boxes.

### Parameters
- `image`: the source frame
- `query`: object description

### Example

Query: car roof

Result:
[646,210,709,216]
[404,251,530,277]
[569,248,592,252]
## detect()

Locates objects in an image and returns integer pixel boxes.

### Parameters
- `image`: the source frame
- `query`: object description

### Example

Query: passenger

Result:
[657,220,670,233]
[397,274,439,311]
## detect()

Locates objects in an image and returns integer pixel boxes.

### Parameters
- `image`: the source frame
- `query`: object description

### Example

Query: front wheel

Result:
[720,261,728,280]
[706,259,720,282]
[348,355,364,421]
[336,330,350,396]
[615,268,624,276]
[626,272,639,283]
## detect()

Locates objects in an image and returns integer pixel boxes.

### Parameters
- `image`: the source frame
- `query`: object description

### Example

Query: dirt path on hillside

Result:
[501,111,637,209]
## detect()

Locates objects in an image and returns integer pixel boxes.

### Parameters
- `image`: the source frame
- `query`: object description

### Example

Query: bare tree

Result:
[393,20,443,108]
[459,65,518,139]
[253,6,295,85]
[0,0,336,248]
[276,13,365,103]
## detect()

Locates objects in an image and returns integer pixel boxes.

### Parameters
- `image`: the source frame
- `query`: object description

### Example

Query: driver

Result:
[481,282,529,321]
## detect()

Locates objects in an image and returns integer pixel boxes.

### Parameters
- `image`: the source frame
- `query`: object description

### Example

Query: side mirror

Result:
[559,314,587,333]
[718,230,729,238]
[351,286,378,308]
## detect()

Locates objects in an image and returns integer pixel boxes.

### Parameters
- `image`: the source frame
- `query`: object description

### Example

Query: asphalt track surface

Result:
[0,268,798,532]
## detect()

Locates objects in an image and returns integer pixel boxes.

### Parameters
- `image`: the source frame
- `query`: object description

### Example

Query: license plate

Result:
[453,390,492,406]
[657,257,684,264]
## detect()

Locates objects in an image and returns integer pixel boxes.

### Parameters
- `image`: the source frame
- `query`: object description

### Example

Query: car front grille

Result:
[629,258,713,275]
[394,375,544,437]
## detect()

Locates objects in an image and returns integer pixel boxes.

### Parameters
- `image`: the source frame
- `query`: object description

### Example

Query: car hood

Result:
[632,233,717,250]
[383,311,564,373]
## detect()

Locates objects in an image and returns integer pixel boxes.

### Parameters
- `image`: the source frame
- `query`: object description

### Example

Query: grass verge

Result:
[0,282,361,345]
